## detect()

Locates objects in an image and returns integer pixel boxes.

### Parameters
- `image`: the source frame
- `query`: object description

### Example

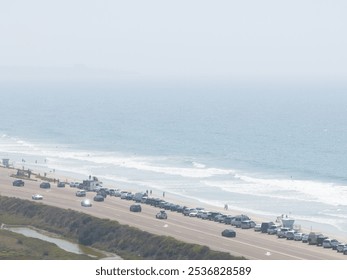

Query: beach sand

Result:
[1,164,345,241]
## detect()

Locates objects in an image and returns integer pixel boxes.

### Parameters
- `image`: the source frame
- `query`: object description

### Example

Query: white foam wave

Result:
[49,152,232,179]
[192,162,206,168]
[1,136,236,180]
[203,175,347,207]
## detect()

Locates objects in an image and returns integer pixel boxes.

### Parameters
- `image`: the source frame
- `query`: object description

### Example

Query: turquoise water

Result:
[1,82,347,236]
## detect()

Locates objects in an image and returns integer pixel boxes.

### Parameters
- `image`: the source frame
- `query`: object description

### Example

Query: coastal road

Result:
[1,169,346,260]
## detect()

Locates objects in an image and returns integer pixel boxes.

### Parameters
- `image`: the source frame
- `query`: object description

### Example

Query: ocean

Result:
[1,82,347,237]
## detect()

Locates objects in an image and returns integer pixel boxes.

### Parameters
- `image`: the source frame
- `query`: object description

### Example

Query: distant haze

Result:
[0,0,346,84]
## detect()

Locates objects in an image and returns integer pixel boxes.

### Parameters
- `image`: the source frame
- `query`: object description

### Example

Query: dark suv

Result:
[93,194,104,202]
[40,182,51,189]
[130,204,142,212]
[222,229,236,238]
[13,179,25,187]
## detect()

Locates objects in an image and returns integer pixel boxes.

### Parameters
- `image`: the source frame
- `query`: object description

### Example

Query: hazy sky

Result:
[1,0,346,84]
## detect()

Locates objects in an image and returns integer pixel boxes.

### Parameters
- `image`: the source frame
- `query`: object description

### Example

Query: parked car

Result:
[261,222,275,233]
[196,210,207,218]
[93,194,105,202]
[294,232,304,241]
[169,204,181,212]
[337,243,346,253]
[285,230,296,240]
[183,208,195,216]
[207,211,222,221]
[125,193,134,200]
[316,234,328,246]
[189,210,199,217]
[254,224,262,232]
[232,215,250,228]
[133,192,145,202]
[108,189,116,196]
[156,210,167,219]
[331,239,340,250]
[69,182,79,188]
[223,215,235,224]
[130,204,142,212]
[221,229,236,238]
[302,234,309,243]
[97,189,108,198]
[81,199,92,207]
[240,220,256,229]
[175,205,185,213]
[32,194,43,200]
[114,190,122,197]
[12,179,25,187]
[343,246,347,255]
[40,182,51,189]
[277,227,290,238]
[120,192,129,199]
[308,232,318,245]
[322,239,332,248]
[214,214,228,223]
[267,225,279,235]
[57,182,66,188]
[76,190,86,197]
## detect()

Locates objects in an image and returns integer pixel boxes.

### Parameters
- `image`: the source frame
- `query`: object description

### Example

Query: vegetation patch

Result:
[0,229,94,260]
[0,196,246,260]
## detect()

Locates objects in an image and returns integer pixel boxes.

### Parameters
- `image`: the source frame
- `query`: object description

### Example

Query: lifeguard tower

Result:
[2,159,10,168]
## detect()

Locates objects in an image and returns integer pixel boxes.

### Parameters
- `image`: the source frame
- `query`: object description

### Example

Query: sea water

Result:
[1,82,347,237]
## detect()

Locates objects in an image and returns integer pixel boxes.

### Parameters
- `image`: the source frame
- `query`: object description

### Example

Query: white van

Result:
[232,215,250,228]
[322,239,332,248]
[241,220,256,229]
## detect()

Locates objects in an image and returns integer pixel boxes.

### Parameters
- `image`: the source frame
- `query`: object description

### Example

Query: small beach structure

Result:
[276,214,295,229]
[81,177,102,191]
[16,169,32,179]
[2,159,10,168]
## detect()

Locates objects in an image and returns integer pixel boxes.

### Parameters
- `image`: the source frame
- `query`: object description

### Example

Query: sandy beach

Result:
[1,164,346,260]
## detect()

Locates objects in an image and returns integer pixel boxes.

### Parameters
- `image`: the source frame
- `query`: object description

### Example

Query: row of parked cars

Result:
[19,179,347,253]
[108,191,259,236]
[254,222,347,255]
[137,194,347,251]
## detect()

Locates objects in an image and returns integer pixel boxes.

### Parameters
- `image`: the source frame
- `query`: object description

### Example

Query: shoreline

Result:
[1,164,346,244]
[1,164,347,259]
[2,136,347,241]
